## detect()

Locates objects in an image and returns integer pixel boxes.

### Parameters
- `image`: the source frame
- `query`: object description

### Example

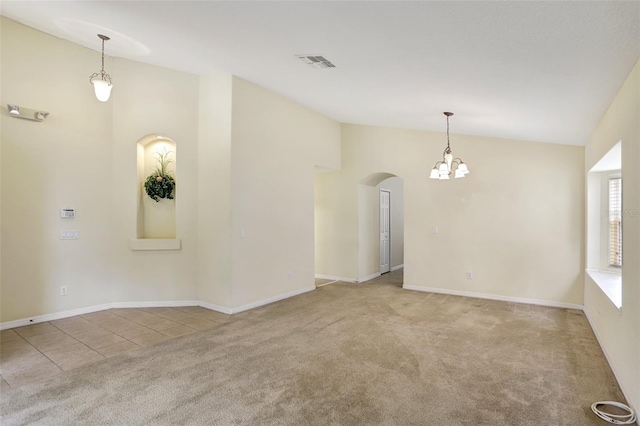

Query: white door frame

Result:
[380,189,391,274]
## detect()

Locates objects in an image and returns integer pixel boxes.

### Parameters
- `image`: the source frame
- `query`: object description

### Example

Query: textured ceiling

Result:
[2,1,639,146]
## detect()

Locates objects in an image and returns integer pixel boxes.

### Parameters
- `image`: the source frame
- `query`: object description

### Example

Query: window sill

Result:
[586,269,621,310]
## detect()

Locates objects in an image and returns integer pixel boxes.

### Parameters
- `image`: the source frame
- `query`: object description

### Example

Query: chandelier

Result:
[89,34,113,102]
[429,112,469,179]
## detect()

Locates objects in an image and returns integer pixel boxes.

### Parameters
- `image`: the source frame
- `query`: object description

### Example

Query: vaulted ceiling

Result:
[2,1,639,145]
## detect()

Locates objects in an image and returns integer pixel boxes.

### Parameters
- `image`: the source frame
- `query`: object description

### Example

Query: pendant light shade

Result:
[92,79,113,102]
[89,34,113,102]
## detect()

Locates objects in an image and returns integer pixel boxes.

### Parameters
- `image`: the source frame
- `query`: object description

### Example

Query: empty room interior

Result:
[1,2,639,425]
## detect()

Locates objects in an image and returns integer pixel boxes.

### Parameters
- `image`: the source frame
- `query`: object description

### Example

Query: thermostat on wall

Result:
[60,208,76,218]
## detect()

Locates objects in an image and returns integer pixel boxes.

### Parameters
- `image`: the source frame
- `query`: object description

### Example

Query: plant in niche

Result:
[144,149,176,202]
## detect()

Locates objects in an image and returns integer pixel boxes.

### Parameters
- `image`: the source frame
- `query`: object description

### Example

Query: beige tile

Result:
[183,319,224,331]
[81,311,121,323]
[140,307,176,316]
[160,325,197,338]
[173,306,207,315]
[175,307,230,322]
[0,329,23,343]
[50,317,99,335]
[2,361,62,388]
[43,343,105,371]
[147,309,195,322]
[129,332,171,348]
[1,349,52,375]
[95,341,141,358]
[13,323,59,339]
[0,340,41,360]
[110,309,151,321]
[42,342,96,362]
[74,331,127,349]
[173,314,210,326]
[24,331,79,352]
[113,325,155,340]
[143,318,182,332]
[98,320,136,334]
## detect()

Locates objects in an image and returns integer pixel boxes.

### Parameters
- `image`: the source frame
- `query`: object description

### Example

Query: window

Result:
[608,177,622,267]
[586,141,622,309]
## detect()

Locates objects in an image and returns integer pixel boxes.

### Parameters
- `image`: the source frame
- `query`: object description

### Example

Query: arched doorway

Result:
[358,173,404,283]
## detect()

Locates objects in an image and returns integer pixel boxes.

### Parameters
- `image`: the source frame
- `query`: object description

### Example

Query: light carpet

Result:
[0,275,625,425]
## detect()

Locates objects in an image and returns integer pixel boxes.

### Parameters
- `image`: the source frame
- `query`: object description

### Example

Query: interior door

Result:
[380,189,391,274]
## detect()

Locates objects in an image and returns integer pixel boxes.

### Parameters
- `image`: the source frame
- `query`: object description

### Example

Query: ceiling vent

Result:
[296,55,336,69]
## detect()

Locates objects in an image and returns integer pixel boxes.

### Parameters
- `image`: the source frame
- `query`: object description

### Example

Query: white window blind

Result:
[609,177,622,267]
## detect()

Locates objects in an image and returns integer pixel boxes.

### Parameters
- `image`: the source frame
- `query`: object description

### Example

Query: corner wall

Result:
[197,73,233,308]
[584,60,640,411]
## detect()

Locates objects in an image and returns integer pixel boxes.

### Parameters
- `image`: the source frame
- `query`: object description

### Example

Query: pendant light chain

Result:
[446,114,451,151]
[101,37,105,75]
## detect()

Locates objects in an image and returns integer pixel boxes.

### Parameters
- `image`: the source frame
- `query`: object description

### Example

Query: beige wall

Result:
[316,123,585,305]
[0,19,204,323]
[110,57,201,303]
[197,73,233,308]
[230,77,341,308]
[584,60,640,411]
[1,18,115,321]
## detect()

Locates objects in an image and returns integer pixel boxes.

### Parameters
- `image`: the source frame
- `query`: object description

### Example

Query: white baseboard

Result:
[112,300,199,309]
[358,272,381,283]
[402,285,584,310]
[391,264,404,272]
[583,307,638,417]
[229,286,316,314]
[1,287,315,330]
[198,301,233,315]
[0,303,113,330]
[315,274,357,283]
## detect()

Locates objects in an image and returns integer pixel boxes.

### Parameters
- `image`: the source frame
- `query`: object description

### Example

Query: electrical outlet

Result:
[287,272,292,280]
[60,286,68,296]
[467,271,473,279]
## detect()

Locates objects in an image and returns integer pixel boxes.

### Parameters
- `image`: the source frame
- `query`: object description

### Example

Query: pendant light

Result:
[89,34,113,102]
[429,112,469,179]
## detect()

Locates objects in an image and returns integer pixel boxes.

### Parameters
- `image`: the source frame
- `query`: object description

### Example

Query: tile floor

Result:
[1,272,401,391]
[0,306,229,390]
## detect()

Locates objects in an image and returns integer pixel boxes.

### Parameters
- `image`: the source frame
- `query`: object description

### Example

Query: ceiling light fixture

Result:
[89,34,113,102]
[429,112,469,180]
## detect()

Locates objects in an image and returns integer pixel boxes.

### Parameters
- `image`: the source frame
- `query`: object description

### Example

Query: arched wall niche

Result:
[131,133,180,250]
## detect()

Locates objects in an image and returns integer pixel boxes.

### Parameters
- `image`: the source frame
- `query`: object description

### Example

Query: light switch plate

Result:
[61,230,79,240]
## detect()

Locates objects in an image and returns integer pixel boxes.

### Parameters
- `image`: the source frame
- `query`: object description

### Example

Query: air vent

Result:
[296,55,336,69]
